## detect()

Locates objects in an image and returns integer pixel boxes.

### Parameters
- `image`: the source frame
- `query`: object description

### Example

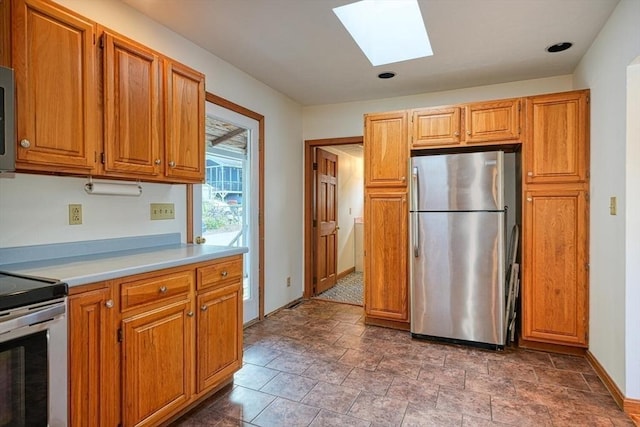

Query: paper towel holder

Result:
[84,177,142,196]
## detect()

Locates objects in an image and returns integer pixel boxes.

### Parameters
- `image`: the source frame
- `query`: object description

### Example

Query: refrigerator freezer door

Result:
[411,151,503,211]
[411,211,505,346]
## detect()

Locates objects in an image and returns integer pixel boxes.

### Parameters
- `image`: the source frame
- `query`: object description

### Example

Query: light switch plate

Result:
[150,203,175,220]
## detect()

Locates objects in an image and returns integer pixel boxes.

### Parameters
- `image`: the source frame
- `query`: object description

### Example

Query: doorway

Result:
[192,94,264,324]
[304,137,364,304]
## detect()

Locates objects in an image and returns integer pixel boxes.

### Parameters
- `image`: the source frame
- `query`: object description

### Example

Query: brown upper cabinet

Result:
[102,30,163,178]
[524,90,589,184]
[13,0,99,174]
[364,110,408,187]
[10,0,206,183]
[411,98,521,149]
[164,60,206,182]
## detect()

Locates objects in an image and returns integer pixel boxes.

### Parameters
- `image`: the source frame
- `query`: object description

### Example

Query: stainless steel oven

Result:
[0,272,68,427]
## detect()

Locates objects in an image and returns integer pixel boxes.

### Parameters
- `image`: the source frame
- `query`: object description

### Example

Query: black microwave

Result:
[0,65,15,173]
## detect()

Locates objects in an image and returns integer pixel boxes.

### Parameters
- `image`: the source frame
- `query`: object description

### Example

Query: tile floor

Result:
[175,300,635,427]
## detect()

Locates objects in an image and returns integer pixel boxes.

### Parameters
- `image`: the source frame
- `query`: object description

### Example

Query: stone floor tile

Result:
[300,381,361,414]
[264,352,313,374]
[233,363,279,390]
[347,392,409,426]
[338,348,383,370]
[377,356,422,380]
[401,403,462,426]
[302,359,353,385]
[487,359,537,382]
[549,353,595,373]
[436,386,491,420]
[583,372,611,394]
[308,409,371,427]
[464,370,516,397]
[342,367,395,396]
[267,336,308,355]
[444,352,489,374]
[260,372,317,402]
[461,415,511,426]
[242,345,283,366]
[418,364,465,389]
[208,386,276,422]
[303,341,348,362]
[534,366,590,391]
[385,376,439,407]
[251,397,320,427]
[490,395,552,426]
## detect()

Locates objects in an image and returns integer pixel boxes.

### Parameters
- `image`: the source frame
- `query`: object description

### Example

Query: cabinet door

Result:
[164,60,205,182]
[522,189,588,346]
[197,282,243,392]
[364,189,408,322]
[464,99,520,143]
[103,31,162,177]
[364,111,408,187]
[411,107,461,148]
[122,300,193,427]
[13,0,98,172]
[68,287,119,427]
[525,91,589,184]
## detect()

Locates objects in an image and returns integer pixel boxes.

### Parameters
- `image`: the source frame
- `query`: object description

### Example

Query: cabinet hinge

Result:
[99,34,104,49]
[313,219,317,227]
[585,263,590,271]
[585,192,590,202]
[117,328,123,343]
[312,162,318,171]
[518,101,521,112]
[518,127,521,135]
[586,95,590,104]
[100,152,105,164]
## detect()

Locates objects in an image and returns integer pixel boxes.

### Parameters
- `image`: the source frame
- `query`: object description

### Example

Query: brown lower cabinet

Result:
[68,255,243,427]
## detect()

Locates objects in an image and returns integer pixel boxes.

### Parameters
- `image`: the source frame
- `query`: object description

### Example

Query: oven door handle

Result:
[0,303,65,336]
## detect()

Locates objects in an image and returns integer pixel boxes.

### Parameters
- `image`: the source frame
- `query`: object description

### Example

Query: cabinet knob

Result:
[195,236,206,244]
[105,299,114,309]
[454,131,460,137]
[527,171,533,177]
[159,285,168,294]
[168,161,176,168]
[527,197,532,202]
[401,176,406,182]
[187,311,194,317]
[155,159,161,165]
[466,130,471,135]
[20,139,31,149]
[200,305,208,312]
[221,271,228,277]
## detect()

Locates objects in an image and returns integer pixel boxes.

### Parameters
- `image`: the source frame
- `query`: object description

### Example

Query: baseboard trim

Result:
[337,267,356,280]
[586,350,640,423]
[518,338,587,356]
[364,316,410,331]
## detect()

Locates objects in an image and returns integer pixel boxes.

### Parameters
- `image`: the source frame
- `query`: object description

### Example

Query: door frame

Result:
[187,92,265,321]
[303,136,363,299]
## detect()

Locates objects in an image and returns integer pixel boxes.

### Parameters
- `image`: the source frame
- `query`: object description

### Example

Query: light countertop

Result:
[1,244,247,287]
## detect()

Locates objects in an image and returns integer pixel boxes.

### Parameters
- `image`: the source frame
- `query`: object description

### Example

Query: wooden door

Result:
[522,189,588,346]
[524,90,589,184]
[314,148,338,294]
[364,111,408,187]
[196,282,242,393]
[364,189,408,322]
[68,286,119,427]
[464,99,520,143]
[411,107,461,148]
[122,300,193,427]
[12,0,98,173]
[164,60,205,182]
[103,30,162,177]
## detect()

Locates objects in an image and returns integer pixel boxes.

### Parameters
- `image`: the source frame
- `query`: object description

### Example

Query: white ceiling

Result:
[121,0,619,106]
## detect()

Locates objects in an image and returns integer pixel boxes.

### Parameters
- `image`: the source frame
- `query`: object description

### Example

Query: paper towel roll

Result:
[84,182,142,196]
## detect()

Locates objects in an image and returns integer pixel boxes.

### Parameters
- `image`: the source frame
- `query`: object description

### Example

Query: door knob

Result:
[159,286,168,294]
[20,139,31,148]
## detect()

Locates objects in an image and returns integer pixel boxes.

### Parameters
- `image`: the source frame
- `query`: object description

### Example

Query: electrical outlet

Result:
[69,204,82,225]
[286,277,291,287]
[150,203,175,220]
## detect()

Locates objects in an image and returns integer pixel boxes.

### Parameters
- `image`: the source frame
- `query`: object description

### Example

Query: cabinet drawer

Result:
[197,257,243,290]
[120,270,193,310]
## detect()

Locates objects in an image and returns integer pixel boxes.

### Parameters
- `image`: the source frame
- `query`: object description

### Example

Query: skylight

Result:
[333,0,433,67]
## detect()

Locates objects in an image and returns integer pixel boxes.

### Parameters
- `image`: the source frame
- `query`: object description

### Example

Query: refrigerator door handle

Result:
[412,167,420,257]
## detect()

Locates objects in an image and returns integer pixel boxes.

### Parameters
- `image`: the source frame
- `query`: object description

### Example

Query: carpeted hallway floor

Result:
[315,271,363,306]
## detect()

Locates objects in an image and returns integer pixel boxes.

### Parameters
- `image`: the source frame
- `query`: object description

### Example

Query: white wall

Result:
[302,75,573,140]
[322,147,364,276]
[0,0,304,315]
[573,0,640,397]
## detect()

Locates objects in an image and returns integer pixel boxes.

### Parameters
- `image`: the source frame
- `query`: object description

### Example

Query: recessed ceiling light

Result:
[333,0,433,67]
[546,42,573,53]
[378,72,396,79]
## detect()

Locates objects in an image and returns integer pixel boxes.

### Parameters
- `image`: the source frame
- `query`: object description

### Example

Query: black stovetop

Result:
[0,271,68,311]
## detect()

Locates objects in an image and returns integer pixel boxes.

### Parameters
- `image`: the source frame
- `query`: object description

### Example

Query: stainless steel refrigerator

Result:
[410,151,505,349]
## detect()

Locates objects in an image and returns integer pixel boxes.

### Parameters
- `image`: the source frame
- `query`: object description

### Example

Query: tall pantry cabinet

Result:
[522,90,590,348]
[363,111,410,327]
